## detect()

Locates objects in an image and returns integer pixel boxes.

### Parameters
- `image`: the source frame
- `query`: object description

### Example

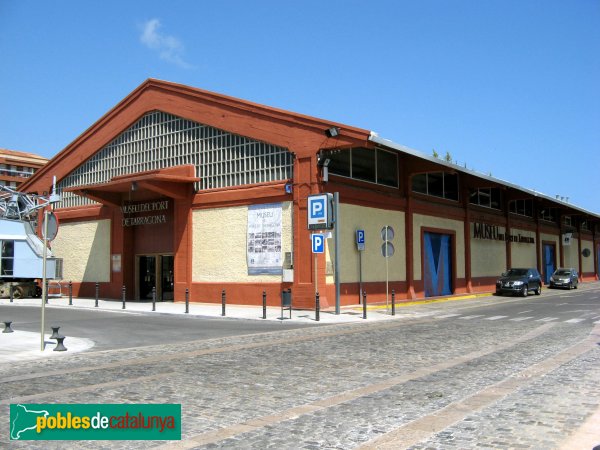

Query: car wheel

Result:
[568,282,572,290]
[521,285,528,297]
[12,286,24,299]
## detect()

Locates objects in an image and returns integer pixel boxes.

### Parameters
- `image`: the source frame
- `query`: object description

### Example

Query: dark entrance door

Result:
[139,256,156,300]
[543,243,556,284]
[423,232,452,297]
[137,254,174,301]
[161,255,174,301]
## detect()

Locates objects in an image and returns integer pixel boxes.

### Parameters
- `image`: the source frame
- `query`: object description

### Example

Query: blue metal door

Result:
[424,232,452,297]
[543,244,556,284]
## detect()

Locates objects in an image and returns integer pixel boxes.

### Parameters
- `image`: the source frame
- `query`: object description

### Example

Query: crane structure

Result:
[0,184,62,298]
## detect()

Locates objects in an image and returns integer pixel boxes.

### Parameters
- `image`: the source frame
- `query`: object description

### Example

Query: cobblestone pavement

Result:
[1,287,600,449]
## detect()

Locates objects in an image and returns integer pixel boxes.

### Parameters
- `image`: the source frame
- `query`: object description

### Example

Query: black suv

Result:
[495,268,542,297]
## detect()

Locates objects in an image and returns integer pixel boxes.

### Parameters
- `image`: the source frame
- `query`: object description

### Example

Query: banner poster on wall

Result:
[247,203,283,275]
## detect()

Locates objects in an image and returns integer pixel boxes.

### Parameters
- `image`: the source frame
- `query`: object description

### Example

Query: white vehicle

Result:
[0,184,62,298]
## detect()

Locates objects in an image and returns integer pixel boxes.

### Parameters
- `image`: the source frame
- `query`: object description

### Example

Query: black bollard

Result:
[185,288,189,314]
[122,285,126,309]
[391,289,396,316]
[152,286,156,311]
[3,321,13,333]
[68,281,73,306]
[221,289,226,317]
[53,336,67,352]
[95,282,99,307]
[315,291,320,322]
[362,290,367,319]
[49,326,60,339]
[262,290,267,319]
[9,284,13,303]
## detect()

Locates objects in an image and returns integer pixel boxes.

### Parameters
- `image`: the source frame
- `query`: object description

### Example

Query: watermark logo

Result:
[10,404,181,440]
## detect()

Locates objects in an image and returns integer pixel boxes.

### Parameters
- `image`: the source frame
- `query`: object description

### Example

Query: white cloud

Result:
[140,19,193,69]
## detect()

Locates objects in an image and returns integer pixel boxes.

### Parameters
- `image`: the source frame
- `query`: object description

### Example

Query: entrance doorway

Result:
[423,231,453,297]
[137,254,174,301]
[543,243,556,284]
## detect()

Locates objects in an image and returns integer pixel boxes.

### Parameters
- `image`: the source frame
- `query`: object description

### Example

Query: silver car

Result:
[549,268,579,289]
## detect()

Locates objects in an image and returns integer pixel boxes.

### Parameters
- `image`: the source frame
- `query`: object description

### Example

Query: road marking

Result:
[436,313,462,318]
[564,318,585,324]
[459,315,484,320]
[536,317,559,322]
[510,317,533,321]
[485,316,508,321]
[517,310,533,314]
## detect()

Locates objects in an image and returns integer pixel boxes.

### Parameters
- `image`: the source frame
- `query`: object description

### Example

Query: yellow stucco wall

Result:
[510,228,537,268]
[51,219,111,282]
[330,204,405,284]
[581,239,594,273]
[192,202,292,282]
[470,224,507,277]
[562,238,580,269]
[413,214,464,280]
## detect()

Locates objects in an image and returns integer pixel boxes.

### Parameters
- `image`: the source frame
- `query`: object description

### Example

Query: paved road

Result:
[1,284,600,449]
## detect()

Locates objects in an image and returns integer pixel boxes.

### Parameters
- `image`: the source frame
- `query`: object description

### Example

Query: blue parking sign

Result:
[311,234,325,253]
[307,194,333,229]
[356,229,365,251]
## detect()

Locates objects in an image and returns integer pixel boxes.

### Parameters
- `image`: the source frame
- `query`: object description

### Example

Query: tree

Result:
[432,149,439,158]
[444,151,452,162]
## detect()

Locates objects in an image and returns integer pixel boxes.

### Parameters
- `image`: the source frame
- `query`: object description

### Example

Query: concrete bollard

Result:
[221,289,226,317]
[49,326,60,339]
[315,291,320,322]
[53,336,67,352]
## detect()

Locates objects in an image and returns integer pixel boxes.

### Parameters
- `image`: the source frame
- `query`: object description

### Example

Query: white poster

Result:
[247,203,283,275]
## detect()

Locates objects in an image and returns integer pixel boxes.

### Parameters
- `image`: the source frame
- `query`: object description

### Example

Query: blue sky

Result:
[1,1,598,213]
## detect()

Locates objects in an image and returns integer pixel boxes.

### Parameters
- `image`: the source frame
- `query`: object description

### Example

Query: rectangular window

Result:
[412,172,458,201]
[470,188,501,209]
[376,149,398,187]
[328,150,350,177]
[1,240,14,276]
[509,199,533,217]
[351,147,376,183]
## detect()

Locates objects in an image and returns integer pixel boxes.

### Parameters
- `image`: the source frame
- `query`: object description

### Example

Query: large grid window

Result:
[58,111,293,208]
[412,172,459,201]
[327,147,398,188]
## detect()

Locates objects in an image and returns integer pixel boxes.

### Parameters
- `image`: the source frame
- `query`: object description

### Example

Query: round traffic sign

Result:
[43,211,59,241]
[381,242,395,257]
[381,225,394,241]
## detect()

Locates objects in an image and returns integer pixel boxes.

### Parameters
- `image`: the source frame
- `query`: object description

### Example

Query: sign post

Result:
[356,229,365,303]
[40,177,60,351]
[381,226,395,311]
[311,233,325,295]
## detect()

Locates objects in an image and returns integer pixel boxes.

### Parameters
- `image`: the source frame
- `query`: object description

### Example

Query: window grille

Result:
[57,111,293,208]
